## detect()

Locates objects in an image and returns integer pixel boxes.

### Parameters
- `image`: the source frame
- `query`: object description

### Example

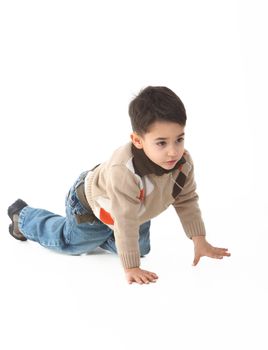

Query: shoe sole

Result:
[9,224,27,241]
[8,199,28,241]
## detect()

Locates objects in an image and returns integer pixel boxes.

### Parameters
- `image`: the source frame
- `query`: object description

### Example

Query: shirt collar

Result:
[131,144,186,177]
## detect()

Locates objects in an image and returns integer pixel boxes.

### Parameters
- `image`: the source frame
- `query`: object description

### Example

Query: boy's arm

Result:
[107,165,159,284]
[172,158,206,239]
[173,155,230,264]
[106,165,145,268]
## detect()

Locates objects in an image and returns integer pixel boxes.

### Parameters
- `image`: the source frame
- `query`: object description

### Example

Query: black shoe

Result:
[8,199,28,241]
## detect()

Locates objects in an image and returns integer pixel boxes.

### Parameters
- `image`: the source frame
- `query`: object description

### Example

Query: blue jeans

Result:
[18,172,151,256]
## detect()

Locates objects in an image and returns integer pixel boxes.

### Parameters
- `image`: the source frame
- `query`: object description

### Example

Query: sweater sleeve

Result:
[106,165,142,269]
[172,156,206,239]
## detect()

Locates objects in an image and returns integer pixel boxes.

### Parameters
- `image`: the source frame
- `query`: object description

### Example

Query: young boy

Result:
[8,86,230,285]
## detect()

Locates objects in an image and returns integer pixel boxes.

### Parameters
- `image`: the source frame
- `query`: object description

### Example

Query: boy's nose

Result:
[167,147,178,157]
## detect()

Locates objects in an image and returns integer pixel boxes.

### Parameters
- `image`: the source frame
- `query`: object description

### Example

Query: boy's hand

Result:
[124,267,159,285]
[192,235,231,266]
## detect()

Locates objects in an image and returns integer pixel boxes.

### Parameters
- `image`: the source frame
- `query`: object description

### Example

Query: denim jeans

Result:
[18,172,151,256]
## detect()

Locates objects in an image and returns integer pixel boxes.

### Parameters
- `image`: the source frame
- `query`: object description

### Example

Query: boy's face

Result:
[131,121,185,170]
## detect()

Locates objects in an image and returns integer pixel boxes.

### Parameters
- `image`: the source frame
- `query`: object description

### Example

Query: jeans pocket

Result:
[66,187,99,225]
[68,190,88,216]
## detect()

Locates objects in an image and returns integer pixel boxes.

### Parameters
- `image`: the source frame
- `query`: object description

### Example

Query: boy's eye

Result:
[156,141,166,147]
[156,138,184,147]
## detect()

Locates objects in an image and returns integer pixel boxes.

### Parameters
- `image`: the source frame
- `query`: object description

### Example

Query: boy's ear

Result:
[130,132,143,149]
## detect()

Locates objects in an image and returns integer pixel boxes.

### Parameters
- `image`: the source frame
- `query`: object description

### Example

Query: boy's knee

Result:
[140,245,150,257]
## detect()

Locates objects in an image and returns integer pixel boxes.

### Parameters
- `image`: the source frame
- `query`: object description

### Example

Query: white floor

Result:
[1,192,267,350]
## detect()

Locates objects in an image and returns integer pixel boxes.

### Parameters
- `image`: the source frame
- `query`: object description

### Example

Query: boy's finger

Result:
[192,255,200,266]
[148,273,158,280]
[213,248,231,256]
[147,275,157,282]
[135,277,144,284]
[214,247,229,252]
[139,275,149,284]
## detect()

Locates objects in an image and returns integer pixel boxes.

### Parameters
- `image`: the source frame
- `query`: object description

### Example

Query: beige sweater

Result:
[84,142,206,269]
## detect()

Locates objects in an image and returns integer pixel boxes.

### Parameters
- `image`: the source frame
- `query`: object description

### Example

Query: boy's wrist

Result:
[124,266,140,272]
[192,235,206,243]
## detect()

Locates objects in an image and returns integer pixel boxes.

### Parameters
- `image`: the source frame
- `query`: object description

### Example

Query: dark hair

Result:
[128,86,187,135]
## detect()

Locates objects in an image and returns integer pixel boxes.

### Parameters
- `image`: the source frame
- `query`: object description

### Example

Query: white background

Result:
[1,1,268,349]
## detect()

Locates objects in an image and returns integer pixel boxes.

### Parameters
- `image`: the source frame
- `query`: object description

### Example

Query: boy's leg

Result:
[17,204,113,255]
[18,205,68,249]
[9,172,114,255]
[99,221,151,256]
[138,221,151,256]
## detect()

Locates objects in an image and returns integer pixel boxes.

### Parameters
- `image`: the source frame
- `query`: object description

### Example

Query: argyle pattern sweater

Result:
[84,142,206,269]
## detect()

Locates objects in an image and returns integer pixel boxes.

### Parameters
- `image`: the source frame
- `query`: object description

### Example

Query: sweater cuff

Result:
[182,219,206,239]
[119,252,140,269]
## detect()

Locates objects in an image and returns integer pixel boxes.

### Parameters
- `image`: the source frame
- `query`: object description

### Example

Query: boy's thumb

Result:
[192,255,200,266]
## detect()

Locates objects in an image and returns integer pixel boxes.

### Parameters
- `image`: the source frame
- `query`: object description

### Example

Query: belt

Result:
[75,178,98,224]
[76,182,91,211]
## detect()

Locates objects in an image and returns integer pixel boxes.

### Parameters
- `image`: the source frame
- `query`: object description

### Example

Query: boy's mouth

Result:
[165,160,177,166]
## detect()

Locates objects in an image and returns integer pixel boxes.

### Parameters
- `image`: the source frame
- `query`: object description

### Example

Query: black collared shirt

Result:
[131,144,186,177]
